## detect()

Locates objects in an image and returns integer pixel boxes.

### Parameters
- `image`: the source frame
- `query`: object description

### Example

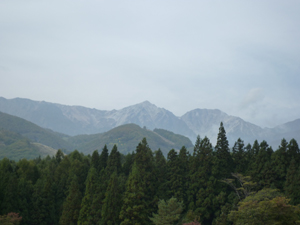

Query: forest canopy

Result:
[0,122,300,225]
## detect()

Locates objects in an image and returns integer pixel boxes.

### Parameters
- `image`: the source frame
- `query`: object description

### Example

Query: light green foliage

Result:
[228,188,300,225]
[150,197,183,225]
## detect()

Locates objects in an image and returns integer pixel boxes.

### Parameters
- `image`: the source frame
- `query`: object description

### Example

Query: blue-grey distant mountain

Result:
[0,97,299,148]
[0,97,195,138]
[180,109,263,145]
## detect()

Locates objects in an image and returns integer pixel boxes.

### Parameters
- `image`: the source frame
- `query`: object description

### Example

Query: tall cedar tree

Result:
[59,175,82,225]
[90,168,108,224]
[187,135,201,210]
[232,138,246,173]
[166,149,181,200]
[78,166,99,225]
[106,145,122,176]
[91,150,100,172]
[195,137,216,225]
[0,158,14,215]
[101,171,123,225]
[271,139,289,190]
[154,149,168,200]
[213,122,233,179]
[119,138,156,225]
[99,145,109,171]
[17,178,33,225]
[284,158,300,205]
[251,141,273,187]
[119,162,147,225]
[54,156,71,222]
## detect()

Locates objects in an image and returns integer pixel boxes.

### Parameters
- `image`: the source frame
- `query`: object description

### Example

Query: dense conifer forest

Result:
[1,122,300,225]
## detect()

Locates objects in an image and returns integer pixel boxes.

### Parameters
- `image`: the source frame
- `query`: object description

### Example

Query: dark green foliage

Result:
[119,162,148,225]
[213,122,233,179]
[78,166,99,225]
[0,133,300,225]
[194,137,216,224]
[1,173,19,215]
[101,171,123,225]
[122,151,135,176]
[59,175,82,225]
[250,141,274,187]
[119,138,156,225]
[90,168,108,224]
[99,145,109,171]
[287,138,300,163]
[154,149,168,200]
[91,150,100,171]
[271,139,289,189]
[106,145,122,176]
[232,138,246,173]
[284,158,300,205]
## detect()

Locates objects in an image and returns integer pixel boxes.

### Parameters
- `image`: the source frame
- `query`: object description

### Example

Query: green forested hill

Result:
[0,111,72,150]
[0,112,194,159]
[0,129,57,160]
[69,124,193,155]
[153,128,193,149]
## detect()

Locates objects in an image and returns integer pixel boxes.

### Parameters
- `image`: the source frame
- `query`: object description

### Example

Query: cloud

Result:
[240,88,265,110]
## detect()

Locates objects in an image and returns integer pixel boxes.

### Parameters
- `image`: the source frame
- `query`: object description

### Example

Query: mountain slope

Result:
[0,111,73,150]
[0,129,57,160]
[68,124,193,156]
[181,109,263,145]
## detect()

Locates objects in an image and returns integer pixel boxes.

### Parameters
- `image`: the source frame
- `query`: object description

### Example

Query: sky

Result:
[1,0,300,128]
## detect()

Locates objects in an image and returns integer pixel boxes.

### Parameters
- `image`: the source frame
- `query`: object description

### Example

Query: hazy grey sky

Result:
[1,0,300,128]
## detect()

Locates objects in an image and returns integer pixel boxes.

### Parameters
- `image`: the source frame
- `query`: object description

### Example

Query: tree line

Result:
[0,122,300,225]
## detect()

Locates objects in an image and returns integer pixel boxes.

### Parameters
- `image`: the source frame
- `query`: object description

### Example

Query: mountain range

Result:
[0,97,299,149]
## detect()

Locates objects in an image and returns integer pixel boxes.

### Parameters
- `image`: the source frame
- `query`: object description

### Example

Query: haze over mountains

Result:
[0,97,299,149]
